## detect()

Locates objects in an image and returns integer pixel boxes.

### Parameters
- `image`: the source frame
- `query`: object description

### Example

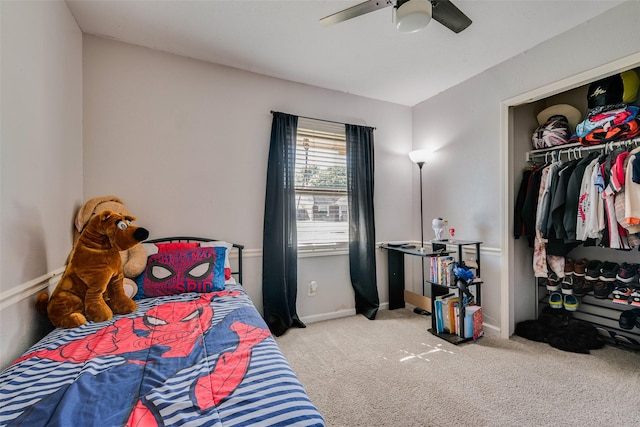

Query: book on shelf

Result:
[441,296,459,334]
[434,299,444,333]
[463,305,483,340]
[430,256,456,285]
[434,293,455,334]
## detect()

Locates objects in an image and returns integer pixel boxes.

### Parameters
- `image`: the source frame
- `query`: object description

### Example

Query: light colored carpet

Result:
[275,308,640,427]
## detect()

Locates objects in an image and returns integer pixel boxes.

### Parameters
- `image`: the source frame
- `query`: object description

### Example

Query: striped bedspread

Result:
[0,284,324,427]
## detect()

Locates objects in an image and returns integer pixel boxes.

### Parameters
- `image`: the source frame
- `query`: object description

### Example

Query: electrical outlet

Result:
[308,281,318,296]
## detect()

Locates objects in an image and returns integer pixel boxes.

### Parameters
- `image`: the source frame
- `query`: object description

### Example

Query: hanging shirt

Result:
[576,156,603,241]
[625,146,640,231]
[564,152,599,243]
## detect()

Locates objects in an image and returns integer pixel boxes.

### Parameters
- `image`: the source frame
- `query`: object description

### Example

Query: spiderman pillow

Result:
[134,244,227,299]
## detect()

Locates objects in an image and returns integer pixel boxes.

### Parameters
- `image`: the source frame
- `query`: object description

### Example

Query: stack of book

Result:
[434,292,483,340]
[430,256,456,286]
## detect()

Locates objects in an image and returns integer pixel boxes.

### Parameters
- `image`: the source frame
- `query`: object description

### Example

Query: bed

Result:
[0,237,324,427]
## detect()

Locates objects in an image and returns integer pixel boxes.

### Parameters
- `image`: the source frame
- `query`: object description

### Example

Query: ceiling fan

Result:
[320,0,472,34]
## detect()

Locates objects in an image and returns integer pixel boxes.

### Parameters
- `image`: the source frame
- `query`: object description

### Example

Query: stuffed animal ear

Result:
[99,210,116,221]
[75,196,125,232]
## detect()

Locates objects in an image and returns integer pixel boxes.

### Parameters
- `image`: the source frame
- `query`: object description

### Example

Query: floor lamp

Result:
[409,149,430,315]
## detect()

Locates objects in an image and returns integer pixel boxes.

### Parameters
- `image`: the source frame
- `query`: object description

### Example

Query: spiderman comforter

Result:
[0,284,324,427]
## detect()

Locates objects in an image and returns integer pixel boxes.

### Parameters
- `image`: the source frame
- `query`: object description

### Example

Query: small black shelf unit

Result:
[427,239,483,344]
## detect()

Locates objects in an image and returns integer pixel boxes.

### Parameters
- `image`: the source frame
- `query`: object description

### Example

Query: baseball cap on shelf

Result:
[588,74,624,109]
[580,118,640,146]
[621,70,640,104]
[536,104,582,132]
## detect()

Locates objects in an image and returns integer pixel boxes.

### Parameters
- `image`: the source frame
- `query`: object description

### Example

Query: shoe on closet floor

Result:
[593,281,612,299]
[563,294,579,311]
[599,261,620,282]
[619,309,638,330]
[612,284,632,305]
[573,258,588,277]
[629,285,640,307]
[585,260,603,281]
[572,276,592,297]
[564,258,575,277]
[549,292,563,309]
[546,272,562,291]
[616,262,638,283]
[561,276,574,295]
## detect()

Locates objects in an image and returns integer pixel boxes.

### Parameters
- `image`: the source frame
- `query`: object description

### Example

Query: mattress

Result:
[0,284,324,427]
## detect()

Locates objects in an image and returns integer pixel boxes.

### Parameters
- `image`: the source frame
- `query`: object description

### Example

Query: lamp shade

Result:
[396,0,432,33]
[409,149,430,165]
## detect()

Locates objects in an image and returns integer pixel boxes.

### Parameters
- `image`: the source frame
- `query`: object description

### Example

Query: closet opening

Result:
[501,52,640,341]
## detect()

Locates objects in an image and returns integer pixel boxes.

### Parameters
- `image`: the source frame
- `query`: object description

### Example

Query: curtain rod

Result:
[270,110,376,130]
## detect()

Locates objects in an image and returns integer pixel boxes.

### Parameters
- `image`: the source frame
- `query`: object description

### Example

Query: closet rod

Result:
[270,110,376,130]
[526,136,640,162]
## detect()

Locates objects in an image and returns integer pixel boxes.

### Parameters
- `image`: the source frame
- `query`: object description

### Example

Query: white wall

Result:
[0,1,83,369]
[411,0,640,334]
[82,35,414,318]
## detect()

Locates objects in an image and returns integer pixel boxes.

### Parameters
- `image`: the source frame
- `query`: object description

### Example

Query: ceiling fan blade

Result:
[430,0,472,33]
[320,0,393,27]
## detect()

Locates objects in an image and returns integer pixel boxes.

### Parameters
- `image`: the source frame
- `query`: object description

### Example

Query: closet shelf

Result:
[525,136,640,162]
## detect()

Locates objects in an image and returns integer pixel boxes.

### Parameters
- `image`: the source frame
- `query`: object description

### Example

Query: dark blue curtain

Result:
[346,124,379,320]
[262,112,306,336]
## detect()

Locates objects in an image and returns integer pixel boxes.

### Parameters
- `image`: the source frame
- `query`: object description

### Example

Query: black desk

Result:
[380,244,451,310]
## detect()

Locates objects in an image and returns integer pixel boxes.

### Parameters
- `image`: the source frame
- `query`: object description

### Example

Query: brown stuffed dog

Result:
[74,196,148,298]
[38,210,150,328]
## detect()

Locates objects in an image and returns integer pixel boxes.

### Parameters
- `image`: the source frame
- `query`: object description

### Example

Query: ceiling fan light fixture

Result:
[395,0,432,33]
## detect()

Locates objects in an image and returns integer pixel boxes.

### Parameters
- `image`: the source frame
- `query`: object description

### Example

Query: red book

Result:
[471,306,483,340]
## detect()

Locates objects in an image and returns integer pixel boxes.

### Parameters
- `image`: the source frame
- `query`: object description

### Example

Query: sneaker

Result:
[593,281,611,299]
[585,260,603,281]
[549,292,563,309]
[573,258,588,277]
[599,261,620,282]
[612,283,632,304]
[563,294,579,311]
[564,258,575,277]
[546,272,561,291]
[619,309,638,330]
[561,276,574,295]
[629,284,640,307]
[572,276,592,297]
[616,262,638,283]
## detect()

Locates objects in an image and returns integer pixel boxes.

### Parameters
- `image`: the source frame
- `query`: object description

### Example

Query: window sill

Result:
[297,242,391,258]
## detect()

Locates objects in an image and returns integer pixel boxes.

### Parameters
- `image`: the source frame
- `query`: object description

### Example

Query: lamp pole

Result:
[417,161,427,312]
[409,149,430,316]
[417,161,425,252]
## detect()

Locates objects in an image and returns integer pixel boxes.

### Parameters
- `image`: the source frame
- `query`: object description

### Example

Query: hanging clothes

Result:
[564,152,600,243]
[576,155,604,241]
[625,145,640,231]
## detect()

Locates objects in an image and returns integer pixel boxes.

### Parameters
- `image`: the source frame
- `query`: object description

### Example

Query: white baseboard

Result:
[300,302,390,324]
[482,322,500,336]
[301,302,501,337]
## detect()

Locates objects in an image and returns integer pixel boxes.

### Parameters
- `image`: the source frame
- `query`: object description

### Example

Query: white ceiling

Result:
[65,0,624,107]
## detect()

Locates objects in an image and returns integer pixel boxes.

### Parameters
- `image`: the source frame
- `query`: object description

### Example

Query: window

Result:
[295,117,348,249]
